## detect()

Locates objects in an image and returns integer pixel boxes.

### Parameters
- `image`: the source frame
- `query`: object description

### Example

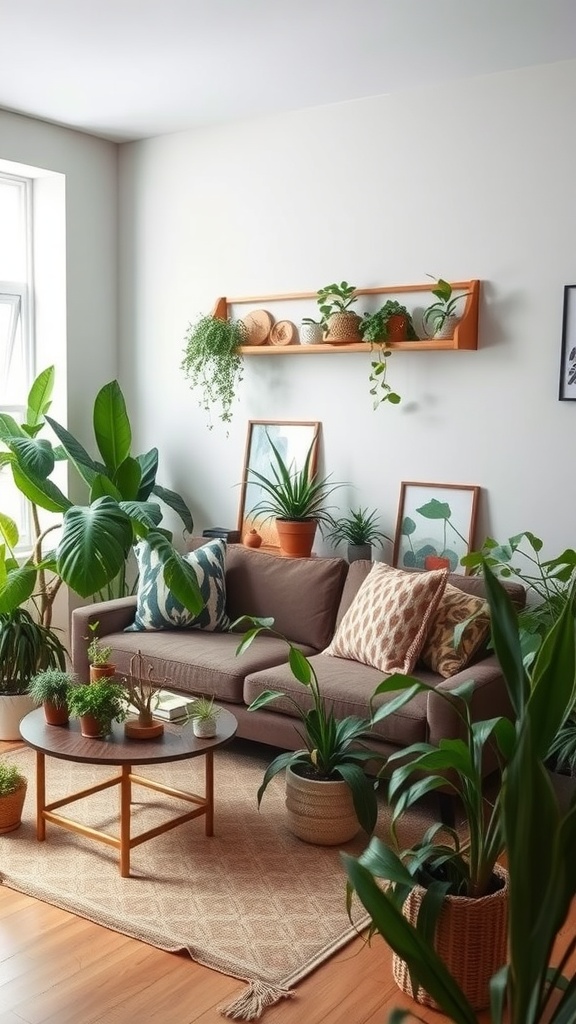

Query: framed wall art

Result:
[393,481,480,575]
[558,284,576,401]
[237,420,320,549]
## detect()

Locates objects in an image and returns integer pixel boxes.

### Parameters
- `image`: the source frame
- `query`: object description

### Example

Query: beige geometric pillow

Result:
[419,582,491,678]
[323,563,449,674]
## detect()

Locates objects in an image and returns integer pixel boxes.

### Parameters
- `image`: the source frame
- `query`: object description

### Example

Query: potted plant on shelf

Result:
[299,316,325,346]
[0,760,27,834]
[28,669,76,726]
[359,300,419,408]
[181,314,248,431]
[185,695,221,738]
[86,621,115,682]
[67,679,127,738]
[423,276,471,339]
[326,506,392,562]
[344,565,576,1024]
[235,615,389,845]
[247,432,343,558]
[316,280,362,343]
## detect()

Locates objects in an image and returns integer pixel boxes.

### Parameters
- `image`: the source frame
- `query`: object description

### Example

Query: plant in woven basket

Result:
[0,761,26,797]
[344,565,576,1023]
[235,615,390,836]
[181,314,248,430]
[316,280,362,343]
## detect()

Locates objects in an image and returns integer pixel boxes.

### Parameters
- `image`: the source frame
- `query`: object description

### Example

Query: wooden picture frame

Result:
[237,420,320,550]
[393,481,480,575]
[558,284,576,401]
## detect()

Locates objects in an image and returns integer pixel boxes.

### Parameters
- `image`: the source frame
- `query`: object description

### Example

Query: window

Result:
[0,172,34,549]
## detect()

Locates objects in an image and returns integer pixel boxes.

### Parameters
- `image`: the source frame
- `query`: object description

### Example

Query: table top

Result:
[19,707,238,766]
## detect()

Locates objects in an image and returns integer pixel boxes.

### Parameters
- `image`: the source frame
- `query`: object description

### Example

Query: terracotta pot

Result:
[89,664,116,683]
[275,519,317,558]
[285,765,360,845]
[244,529,263,548]
[79,713,110,738]
[0,780,27,834]
[44,700,69,726]
[386,314,408,342]
[124,715,164,740]
[392,864,509,1011]
[424,555,451,571]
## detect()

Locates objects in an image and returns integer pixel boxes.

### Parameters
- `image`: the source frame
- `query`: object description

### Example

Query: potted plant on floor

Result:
[316,280,362,343]
[235,616,390,845]
[247,432,343,558]
[326,506,392,562]
[0,760,27,834]
[344,564,576,1021]
[181,314,248,431]
[67,679,127,738]
[423,276,471,339]
[28,669,76,726]
[185,695,221,738]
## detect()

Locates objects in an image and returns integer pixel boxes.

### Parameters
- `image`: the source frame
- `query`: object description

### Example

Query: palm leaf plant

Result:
[235,616,391,835]
[343,565,576,1024]
[0,366,203,623]
[326,507,391,549]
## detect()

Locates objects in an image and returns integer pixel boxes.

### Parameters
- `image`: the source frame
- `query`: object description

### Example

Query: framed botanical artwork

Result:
[237,420,320,550]
[558,284,576,400]
[393,482,480,575]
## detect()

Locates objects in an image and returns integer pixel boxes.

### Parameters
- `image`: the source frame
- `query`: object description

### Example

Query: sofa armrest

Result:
[71,598,137,682]
[426,655,514,776]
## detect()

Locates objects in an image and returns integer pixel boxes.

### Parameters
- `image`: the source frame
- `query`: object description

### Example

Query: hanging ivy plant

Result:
[181,315,248,430]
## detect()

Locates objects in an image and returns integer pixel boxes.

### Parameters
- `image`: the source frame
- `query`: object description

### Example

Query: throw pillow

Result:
[323,562,448,674]
[126,537,230,632]
[419,582,491,678]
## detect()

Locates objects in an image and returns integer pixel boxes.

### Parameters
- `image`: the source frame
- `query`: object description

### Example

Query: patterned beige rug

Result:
[0,739,444,1020]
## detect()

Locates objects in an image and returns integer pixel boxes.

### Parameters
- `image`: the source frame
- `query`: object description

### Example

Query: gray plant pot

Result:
[347,543,372,563]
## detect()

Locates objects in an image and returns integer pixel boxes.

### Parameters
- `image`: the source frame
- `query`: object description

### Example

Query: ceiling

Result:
[1,0,576,143]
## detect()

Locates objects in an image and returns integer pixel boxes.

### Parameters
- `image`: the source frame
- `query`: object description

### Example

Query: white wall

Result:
[104,61,576,561]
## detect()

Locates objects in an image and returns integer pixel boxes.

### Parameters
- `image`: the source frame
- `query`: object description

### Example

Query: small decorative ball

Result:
[244,529,263,548]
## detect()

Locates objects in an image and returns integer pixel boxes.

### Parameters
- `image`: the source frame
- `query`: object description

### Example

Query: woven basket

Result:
[392,863,509,1011]
[285,766,360,846]
[0,780,27,834]
[324,311,362,344]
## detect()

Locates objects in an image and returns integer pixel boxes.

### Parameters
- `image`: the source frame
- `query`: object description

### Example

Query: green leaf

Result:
[113,456,142,500]
[93,380,132,472]
[25,365,54,427]
[45,414,101,487]
[12,462,71,514]
[0,512,19,550]
[136,448,159,500]
[56,497,134,597]
[0,413,26,440]
[416,498,451,520]
[8,436,55,479]
[151,483,194,534]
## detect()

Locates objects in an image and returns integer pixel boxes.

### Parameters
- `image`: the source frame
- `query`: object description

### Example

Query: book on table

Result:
[127,689,196,722]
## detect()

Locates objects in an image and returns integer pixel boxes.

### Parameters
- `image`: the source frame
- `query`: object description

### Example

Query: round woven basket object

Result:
[324,311,362,344]
[392,863,509,1011]
[285,765,360,846]
[0,780,27,834]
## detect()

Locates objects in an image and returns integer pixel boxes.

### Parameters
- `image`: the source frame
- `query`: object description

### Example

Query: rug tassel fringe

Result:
[220,979,294,1019]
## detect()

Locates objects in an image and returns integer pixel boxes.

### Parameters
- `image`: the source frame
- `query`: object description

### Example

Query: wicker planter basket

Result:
[0,780,27,834]
[393,863,509,1011]
[285,765,360,846]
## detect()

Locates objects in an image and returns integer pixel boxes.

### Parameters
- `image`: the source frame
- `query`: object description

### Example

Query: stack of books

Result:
[127,689,197,722]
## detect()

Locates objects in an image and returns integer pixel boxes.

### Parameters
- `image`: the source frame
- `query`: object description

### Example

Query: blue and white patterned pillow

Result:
[126,538,230,632]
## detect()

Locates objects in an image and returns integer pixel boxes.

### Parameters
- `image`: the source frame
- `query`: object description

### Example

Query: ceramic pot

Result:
[275,519,317,558]
[285,765,360,845]
[244,529,262,548]
[433,314,460,339]
[0,693,36,741]
[386,313,408,342]
[348,543,372,563]
[192,717,217,738]
[79,713,110,738]
[124,715,164,740]
[300,322,324,345]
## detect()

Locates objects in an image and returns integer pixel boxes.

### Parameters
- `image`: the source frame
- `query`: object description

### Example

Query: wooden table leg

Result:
[120,764,132,877]
[205,751,214,836]
[36,750,45,841]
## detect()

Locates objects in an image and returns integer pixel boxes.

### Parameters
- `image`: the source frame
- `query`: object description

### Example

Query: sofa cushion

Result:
[224,545,347,650]
[324,563,448,674]
[127,537,230,633]
[419,583,491,678]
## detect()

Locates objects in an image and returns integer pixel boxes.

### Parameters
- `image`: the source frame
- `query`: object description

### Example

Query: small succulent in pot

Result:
[186,695,221,738]
[326,507,392,562]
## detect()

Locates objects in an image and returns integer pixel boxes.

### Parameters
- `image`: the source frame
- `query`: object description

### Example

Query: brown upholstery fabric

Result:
[419,583,491,678]
[224,545,347,650]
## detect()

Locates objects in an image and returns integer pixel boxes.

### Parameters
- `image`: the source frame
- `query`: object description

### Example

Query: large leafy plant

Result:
[236,616,390,835]
[181,314,247,431]
[0,367,203,624]
[344,565,576,1024]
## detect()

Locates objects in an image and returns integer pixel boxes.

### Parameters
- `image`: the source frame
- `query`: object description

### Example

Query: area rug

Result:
[0,739,444,1019]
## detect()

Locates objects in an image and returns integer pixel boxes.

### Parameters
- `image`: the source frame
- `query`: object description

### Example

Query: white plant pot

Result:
[433,314,460,339]
[192,717,217,738]
[0,693,36,741]
[300,322,324,345]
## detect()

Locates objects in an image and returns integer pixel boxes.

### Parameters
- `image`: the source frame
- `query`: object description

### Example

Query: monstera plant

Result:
[0,367,203,625]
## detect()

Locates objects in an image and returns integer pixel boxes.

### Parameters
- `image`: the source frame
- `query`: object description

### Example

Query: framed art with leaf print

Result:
[558,284,576,401]
[393,481,480,575]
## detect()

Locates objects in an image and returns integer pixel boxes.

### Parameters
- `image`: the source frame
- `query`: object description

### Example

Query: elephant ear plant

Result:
[0,366,203,620]
[343,565,576,1024]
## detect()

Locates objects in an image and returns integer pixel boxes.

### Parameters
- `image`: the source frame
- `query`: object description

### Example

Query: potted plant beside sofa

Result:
[247,432,343,558]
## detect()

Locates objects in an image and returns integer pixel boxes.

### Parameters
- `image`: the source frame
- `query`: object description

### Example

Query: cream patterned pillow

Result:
[324,563,448,674]
[419,583,491,678]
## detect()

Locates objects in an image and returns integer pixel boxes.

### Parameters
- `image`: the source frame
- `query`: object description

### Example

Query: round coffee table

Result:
[19,707,238,876]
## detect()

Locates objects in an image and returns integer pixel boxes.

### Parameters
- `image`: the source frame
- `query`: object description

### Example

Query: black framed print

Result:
[559,285,576,400]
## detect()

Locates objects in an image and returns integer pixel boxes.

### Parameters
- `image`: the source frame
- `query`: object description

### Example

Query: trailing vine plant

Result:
[181,315,248,431]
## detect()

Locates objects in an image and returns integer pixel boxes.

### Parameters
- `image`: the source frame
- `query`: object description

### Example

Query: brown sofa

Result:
[70,543,525,776]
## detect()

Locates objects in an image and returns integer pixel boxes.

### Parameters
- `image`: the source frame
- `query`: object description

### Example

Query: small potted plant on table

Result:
[28,669,76,725]
[122,651,165,740]
[186,696,221,738]
[67,679,127,738]
[86,621,115,682]
[0,760,27,834]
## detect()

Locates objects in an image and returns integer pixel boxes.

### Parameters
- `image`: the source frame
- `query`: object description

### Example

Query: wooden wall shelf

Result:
[211,280,480,354]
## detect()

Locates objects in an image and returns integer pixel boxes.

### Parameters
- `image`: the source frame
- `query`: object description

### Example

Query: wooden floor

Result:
[0,738,572,1024]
